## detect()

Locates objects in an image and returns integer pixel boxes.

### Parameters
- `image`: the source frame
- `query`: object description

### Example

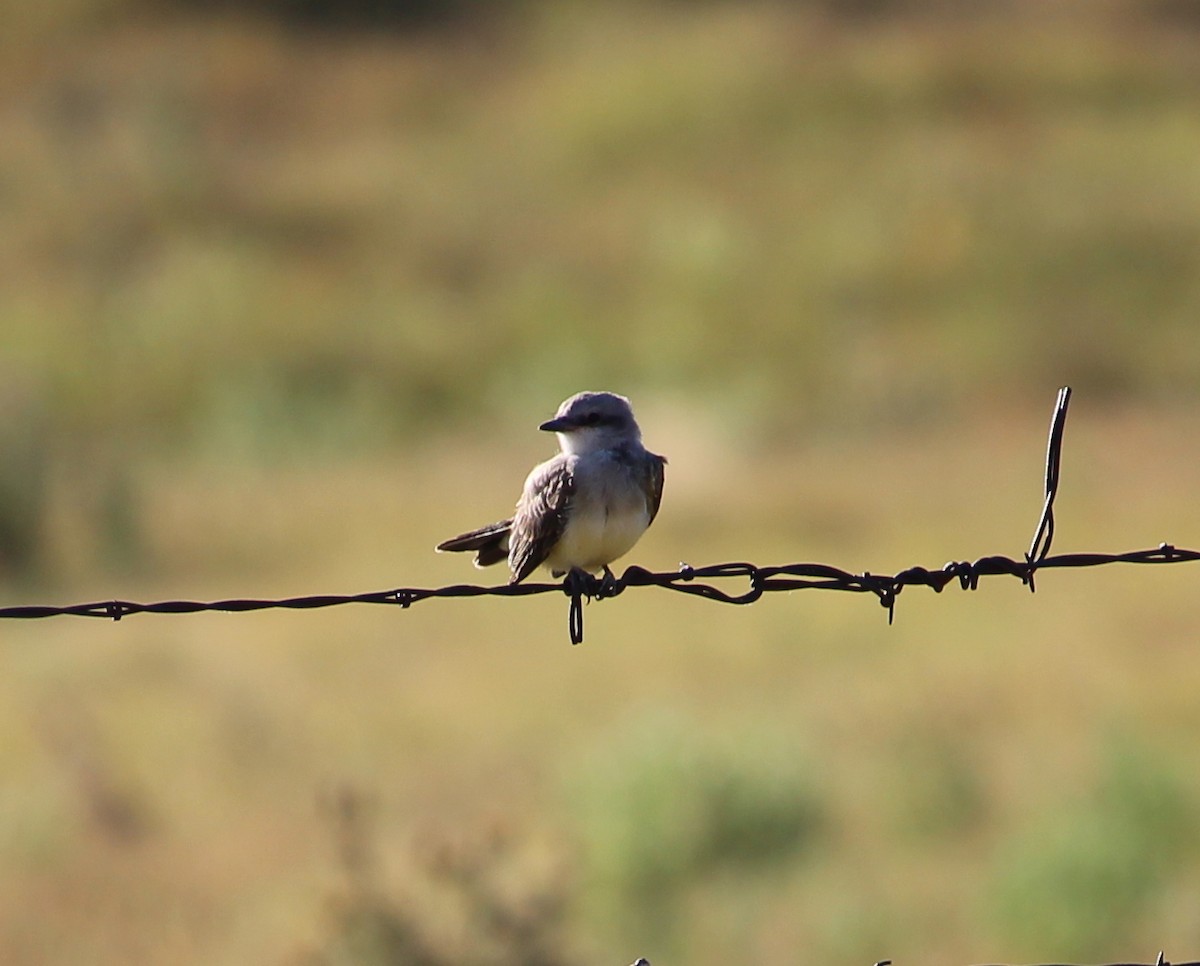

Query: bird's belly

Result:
[547,504,649,574]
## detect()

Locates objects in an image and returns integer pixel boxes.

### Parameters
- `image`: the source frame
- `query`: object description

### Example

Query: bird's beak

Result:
[539,417,573,432]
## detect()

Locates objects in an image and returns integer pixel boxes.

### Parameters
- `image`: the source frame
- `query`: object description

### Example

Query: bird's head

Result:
[539,391,641,455]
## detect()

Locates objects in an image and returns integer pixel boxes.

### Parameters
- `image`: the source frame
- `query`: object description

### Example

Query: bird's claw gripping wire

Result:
[562,566,626,644]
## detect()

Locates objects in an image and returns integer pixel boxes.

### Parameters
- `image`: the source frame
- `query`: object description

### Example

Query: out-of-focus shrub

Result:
[0,378,51,583]
[565,711,826,951]
[987,735,1198,958]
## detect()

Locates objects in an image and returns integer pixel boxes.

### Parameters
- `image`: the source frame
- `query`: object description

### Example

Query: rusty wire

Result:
[869,953,1191,966]
[3,386,1198,644]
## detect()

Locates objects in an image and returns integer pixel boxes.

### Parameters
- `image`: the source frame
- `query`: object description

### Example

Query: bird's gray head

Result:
[539,391,642,455]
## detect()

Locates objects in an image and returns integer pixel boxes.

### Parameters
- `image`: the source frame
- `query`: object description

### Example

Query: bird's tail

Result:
[435,519,512,568]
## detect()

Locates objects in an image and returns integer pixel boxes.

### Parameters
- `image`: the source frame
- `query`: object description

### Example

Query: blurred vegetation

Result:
[297,786,576,966]
[3,1,1200,964]
[565,711,825,954]
[989,734,1199,958]
[3,0,1200,580]
[0,385,51,581]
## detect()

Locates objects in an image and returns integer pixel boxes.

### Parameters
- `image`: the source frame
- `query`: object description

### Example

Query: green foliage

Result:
[987,734,1198,958]
[5,1,1200,481]
[0,384,50,582]
[564,711,825,948]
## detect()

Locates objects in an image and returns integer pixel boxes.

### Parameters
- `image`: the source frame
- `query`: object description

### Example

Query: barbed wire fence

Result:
[3,386,1199,645]
[869,955,1194,966]
[622,954,1195,966]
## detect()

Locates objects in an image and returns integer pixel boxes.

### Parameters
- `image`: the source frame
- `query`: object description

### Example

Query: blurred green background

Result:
[3,0,1200,963]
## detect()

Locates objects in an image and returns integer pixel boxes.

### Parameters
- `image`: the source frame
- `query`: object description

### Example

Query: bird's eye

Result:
[580,412,602,426]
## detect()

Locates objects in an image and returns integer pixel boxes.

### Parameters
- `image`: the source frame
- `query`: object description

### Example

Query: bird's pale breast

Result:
[545,456,651,574]
[546,501,649,574]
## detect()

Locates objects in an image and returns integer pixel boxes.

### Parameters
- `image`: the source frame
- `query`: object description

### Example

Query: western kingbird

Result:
[436,391,666,584]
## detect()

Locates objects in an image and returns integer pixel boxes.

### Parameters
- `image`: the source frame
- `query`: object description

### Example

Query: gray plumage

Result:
[436,391,666,585]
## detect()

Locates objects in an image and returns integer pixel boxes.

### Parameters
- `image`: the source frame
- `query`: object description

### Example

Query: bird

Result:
[436,391,666,585]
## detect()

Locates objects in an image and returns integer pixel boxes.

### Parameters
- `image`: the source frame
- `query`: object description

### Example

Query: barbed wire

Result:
[869,954,1196,966]
[868,956,1193,966]
[623,953,1197,966]
[3,386,1198,644]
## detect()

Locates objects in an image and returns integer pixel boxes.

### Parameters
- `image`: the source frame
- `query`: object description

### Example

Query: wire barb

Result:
[4,387,1200,645]
[1025,385,1072,591]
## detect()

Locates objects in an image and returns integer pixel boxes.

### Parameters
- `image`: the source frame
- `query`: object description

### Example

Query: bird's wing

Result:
[509,457,575,585]
[643,452,667,525]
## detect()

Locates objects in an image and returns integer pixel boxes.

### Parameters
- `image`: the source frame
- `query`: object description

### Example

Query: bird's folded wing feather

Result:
[643,452,667,525]
[509,458,574,585]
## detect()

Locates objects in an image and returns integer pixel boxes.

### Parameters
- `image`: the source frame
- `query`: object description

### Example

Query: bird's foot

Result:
[597,565,620,599]
[564,567,595,601]
[562,566,621,646]
[563,567,620,600]
[563,567,599,645]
